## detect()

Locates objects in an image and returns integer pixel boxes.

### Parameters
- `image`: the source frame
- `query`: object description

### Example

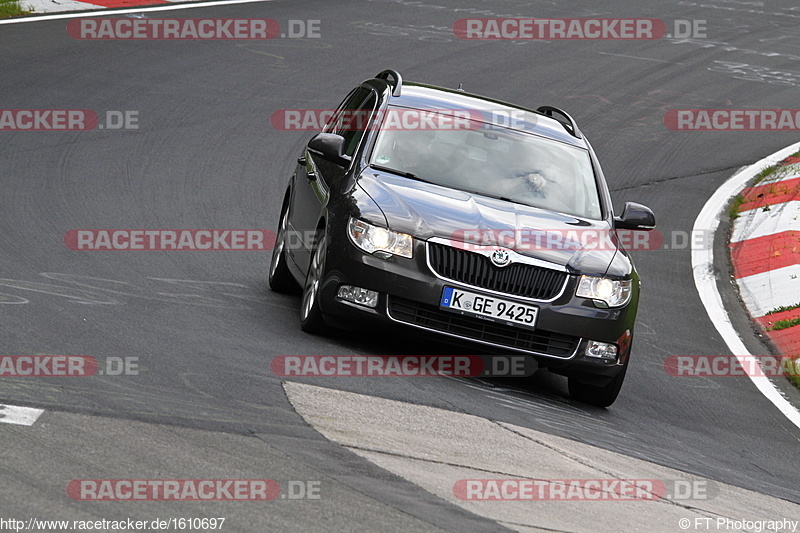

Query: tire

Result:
[269,205,299,293]
[568,362,628,408]
[299,228,327,333]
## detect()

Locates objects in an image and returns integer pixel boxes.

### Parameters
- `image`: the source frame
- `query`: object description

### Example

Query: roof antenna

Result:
[457,83,464,92]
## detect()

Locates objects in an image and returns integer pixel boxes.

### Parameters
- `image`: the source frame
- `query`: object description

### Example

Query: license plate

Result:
[439,287,538,330]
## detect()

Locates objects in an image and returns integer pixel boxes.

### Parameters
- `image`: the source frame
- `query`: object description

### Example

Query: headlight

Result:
[348,217,413,258]
[576,276,632,307]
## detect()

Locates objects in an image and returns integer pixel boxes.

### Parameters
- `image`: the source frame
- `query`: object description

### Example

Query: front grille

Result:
[388,297,580,358]
[428,242,568,301]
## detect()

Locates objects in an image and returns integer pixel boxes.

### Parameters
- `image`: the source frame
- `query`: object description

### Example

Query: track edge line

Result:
[691,141,800,430]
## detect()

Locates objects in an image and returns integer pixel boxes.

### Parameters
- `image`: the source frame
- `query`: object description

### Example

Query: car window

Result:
[324,88,364,133]
[369,113,602,220]
[343,92,377,157]
[324,87,378,158]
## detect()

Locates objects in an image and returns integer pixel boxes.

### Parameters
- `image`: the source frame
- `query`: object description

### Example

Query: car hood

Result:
[357,169,618,276]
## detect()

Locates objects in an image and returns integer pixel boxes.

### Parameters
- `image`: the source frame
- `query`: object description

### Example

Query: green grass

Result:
[728,194,745,219]
[0,0,29,18]
[784,357,800,390]
[753,164,793,185]
[766,303,800,315]
[752,165,778,185]
[753,149,800,186]
[731,149,800,219]
[771,317,800,331]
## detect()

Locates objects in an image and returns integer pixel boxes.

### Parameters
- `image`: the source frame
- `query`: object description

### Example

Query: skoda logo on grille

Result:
[490,248,512,267]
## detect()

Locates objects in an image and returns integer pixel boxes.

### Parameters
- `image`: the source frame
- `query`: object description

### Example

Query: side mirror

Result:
[614,202,656,230]
[308,133,352,167]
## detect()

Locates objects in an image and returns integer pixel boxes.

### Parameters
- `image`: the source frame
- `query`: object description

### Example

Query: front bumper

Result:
[317,228,638,377]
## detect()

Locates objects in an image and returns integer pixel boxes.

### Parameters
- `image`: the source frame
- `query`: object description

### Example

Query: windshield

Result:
[369,112,602,220]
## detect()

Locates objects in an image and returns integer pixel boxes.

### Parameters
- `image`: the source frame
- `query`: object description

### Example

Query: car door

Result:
[287,86,378,275]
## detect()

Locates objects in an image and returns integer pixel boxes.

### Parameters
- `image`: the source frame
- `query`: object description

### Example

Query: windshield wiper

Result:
[370,164,432,183]
[369,165,535,207]
[461,188,517,205]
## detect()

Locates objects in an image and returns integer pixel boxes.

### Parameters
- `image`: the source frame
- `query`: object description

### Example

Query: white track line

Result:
[0,0,274,24]
[692,141,800,430]
[0,404,44,426]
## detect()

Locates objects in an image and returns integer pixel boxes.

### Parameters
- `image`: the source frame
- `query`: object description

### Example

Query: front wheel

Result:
[300,228,327,333]
[568,362,628,408]
[269,205,299,293]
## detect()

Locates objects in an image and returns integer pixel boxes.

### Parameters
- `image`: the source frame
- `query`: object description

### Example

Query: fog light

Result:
[586,340,618,360]
[337,285,379,308]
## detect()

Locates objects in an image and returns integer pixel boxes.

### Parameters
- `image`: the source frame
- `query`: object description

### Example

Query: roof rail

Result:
[536,106,582,139]
[375,69,403,97]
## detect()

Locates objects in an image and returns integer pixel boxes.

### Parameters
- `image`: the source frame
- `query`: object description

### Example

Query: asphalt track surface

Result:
[1,0,800,530]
